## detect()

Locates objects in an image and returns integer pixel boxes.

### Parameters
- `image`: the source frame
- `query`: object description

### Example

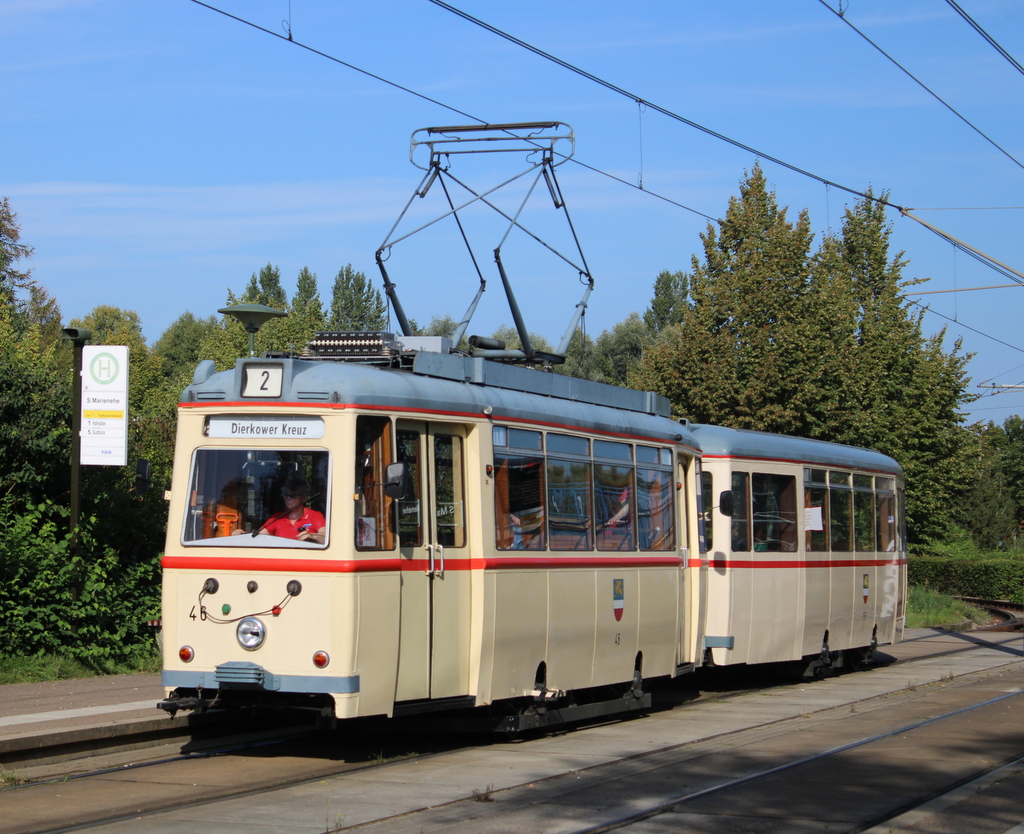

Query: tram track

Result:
[960,597,1024,632]
[326,662,1024,834]
[0,721,459,834]
[4,627,1017,782]
[568,690,1024,834]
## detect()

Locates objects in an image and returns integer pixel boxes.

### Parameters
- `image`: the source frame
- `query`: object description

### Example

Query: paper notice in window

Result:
[805,506,824,531]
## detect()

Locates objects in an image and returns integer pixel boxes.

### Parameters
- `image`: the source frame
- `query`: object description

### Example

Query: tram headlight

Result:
[236,617,266,650]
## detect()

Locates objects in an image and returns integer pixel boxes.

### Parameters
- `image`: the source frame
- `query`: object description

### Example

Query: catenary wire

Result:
[816,0,1024,172]
[186,0,1022,376]
[425,0,1024,285]
[189,0,1016,275]
[185,0,713,222]
[426,0,905,207]
[945,0,1024,78]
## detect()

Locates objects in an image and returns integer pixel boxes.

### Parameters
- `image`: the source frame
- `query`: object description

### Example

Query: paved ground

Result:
[3,628,1021,833]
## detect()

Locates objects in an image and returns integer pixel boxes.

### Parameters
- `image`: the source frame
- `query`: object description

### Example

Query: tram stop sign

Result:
[80,345,129,466]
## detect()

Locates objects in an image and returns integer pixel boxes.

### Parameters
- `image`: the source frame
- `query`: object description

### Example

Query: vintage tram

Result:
[158,333,906,727]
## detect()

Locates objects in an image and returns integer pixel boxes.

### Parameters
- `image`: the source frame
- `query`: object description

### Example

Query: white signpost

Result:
[80,345,129,466]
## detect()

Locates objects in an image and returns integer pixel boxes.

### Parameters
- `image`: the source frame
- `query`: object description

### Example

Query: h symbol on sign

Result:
[96,357,115,381]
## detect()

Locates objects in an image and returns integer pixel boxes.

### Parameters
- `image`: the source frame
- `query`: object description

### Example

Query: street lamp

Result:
[218,303,287,357]
[62,327,91,565]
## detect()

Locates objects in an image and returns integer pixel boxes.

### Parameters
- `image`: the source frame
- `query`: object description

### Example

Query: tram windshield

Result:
[182,449,330,547]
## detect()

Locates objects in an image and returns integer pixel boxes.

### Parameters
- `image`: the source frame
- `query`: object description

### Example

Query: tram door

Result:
[394,421,471,702]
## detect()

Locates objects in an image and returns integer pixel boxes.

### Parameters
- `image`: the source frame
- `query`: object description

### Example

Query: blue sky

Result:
[4,0,1024,423]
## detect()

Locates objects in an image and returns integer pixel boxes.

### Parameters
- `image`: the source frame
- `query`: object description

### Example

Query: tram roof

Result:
[184,351,697,449]
[689,423,903,477]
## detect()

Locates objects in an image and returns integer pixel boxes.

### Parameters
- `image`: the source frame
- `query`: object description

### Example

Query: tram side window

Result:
[804,468,828,551]
[751,473,797,552]
[829,471,853,552]
[396,430,422,547]
[547,434,592,551]
[876,478,897,552]
[637,445,675,551]
[184,448,329,545]
[434,434,465,548]
[493,428,545,550]
[595,440,634,551]
[853,474,875,552]
[700,471,713,551]
[730,472,750,552]
[355,416,396,551]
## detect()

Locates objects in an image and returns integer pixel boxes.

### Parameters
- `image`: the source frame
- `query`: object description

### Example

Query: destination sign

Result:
[207,415,325,439]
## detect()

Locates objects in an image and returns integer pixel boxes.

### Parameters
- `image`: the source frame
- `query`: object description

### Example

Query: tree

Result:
[153,311,221,381]
[1001,415,1024,538]
[643,270,688,334]
[0,196,34,306]
[0,302,71,510]
[595,313,652,386]
[632,164,816,433]
[961,423,1016,550]
[632,168,974,544]
[242,263,288,310]
[0,207,162,665]
[330,264,386,331]
[292,266,323,320]
[0,199,71,511]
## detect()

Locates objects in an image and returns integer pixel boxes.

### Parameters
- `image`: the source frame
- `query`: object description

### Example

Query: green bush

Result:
[908,553,1024,605]
[0,500,161,669]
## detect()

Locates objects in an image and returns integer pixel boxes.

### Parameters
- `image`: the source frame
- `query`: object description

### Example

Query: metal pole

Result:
[69,336,86,554]
[63,328,91,554]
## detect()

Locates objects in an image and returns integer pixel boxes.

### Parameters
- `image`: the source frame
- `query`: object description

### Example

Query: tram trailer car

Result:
[691,423,906,676]
[158,334,906,727]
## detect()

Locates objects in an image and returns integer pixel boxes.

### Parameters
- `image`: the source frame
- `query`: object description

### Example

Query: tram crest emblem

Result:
[612,578,624,622]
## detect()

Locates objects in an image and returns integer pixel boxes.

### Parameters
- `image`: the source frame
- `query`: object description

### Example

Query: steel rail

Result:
[567,690,1024,834]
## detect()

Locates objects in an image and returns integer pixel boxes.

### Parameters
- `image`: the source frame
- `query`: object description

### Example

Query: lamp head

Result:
[62,327,92,343]
[218,304,287,356]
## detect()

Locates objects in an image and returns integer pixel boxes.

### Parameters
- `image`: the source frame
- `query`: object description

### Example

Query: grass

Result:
[905,585,990,629]
[0,650,161,686]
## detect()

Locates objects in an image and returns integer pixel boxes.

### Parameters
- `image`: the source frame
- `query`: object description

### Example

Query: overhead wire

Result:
[424,0,1024,286]
[815,0,1024,172]
[944,0,1024,78]
[426,0,899,208]
[187,0,1024,391]
[185,0,714,222]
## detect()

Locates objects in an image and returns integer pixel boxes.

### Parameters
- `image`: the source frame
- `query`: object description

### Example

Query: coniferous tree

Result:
[0,196,34,306]
[330,264,386,331]
[292,266,323,321]
[631,169,974,543]
[643,270,688,334]
[242,263,288,310]
[632,164,816,433]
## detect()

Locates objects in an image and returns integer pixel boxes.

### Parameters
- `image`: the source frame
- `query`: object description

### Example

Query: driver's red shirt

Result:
[263,507,326,539]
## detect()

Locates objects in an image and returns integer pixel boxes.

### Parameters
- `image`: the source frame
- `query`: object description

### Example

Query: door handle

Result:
[425,543,435,576]
[435,544,444,578]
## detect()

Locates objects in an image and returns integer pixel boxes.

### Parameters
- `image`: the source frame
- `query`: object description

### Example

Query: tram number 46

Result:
[189,606,207,621]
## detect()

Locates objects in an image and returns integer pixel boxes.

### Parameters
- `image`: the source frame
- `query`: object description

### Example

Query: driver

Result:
[252,476,326,543]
